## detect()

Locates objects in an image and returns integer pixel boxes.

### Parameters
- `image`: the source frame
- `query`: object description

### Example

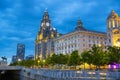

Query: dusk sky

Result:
[0,0,119,63]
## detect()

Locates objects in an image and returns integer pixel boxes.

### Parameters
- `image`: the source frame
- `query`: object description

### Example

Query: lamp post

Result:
[43,60,45,68]
[38,60,40,68]
[18,58,21,66]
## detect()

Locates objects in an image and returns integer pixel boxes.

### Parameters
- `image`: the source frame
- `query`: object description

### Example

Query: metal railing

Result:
[32,69,120,80]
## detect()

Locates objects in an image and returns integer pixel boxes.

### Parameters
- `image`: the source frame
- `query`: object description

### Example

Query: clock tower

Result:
[35,10,60,60]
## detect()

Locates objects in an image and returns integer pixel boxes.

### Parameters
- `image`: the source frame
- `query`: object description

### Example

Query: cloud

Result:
[52,1,97,25]
[0,36,35,42]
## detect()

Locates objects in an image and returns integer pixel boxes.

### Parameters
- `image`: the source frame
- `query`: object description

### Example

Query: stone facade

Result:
[107,10,120,47]
[54,20,107,54]
[35,10,60,59]
[35,10,120,58]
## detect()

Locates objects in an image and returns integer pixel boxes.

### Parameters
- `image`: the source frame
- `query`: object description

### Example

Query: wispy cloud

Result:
[52,1,97,25]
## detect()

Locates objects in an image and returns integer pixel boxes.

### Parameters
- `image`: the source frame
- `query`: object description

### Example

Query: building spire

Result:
[112,9,115,13]
[44,8,48,12]
[107,10,119,19]
[43,8,49,20]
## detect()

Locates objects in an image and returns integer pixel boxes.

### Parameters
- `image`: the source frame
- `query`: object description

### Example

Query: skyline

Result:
[0,0,119,62]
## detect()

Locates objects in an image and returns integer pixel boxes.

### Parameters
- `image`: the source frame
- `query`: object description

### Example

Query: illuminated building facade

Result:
[35,10,60,60]
[35,10,120,58]
[107,10,120,47]
[54,20,107,54]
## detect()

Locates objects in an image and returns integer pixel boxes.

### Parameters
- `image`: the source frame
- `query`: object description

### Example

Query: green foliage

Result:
[10,46,120,69]
[89,45,109,68]
[81,50,92,65]
[107,46,120,64]
[68,50,81,66]
[10,60,36,67]
[45,53,69,66]
[81,45,110,69]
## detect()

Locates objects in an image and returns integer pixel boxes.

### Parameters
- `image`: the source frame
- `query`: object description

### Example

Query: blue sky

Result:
[0,0,119,63]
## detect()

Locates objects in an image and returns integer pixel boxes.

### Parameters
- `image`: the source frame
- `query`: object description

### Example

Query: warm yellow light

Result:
[98,44,101,47]
[112,20,115,27]
[44,38,47,42]
[39,34,43,40]
[115,42,120,47]
[43,60,45,63]
[51,33,54,38]
[38,60,40,63]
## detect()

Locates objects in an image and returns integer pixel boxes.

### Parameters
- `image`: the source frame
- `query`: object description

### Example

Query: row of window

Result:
[55,40,107,47]
[56,44,77,51]
[56,49,76,54]
[55,42,107,52]
[56,34,107,43]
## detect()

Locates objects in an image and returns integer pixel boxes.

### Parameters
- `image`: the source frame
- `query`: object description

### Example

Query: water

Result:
[20,76,35,80]
[0,73,20,80]
[0,74,35,80]
[0,70,20,80]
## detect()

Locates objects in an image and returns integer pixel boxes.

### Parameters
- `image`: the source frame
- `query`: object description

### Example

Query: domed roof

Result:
[75,20,86,31]
[107,10,119,19]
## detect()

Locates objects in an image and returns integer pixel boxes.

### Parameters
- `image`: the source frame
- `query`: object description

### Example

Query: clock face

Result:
[46,22,49,26]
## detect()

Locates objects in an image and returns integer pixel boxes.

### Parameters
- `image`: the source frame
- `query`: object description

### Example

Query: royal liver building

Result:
[35,10,60,60]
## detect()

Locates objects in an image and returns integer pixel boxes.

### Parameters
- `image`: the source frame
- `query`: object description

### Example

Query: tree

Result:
[81,50,93,69]
[45,57,51,66]
[107,46,120,64]
[90,45,105,69]
[68,50,81,67]
[57,54,69,64]
[100,51,109,66]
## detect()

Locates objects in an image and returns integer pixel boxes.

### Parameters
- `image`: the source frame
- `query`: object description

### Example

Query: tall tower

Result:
[107,10,120,47]
[16,43,25,61]
[35,10,60,60]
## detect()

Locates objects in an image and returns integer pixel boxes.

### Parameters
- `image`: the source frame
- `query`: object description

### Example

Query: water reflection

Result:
[0,73,20,80]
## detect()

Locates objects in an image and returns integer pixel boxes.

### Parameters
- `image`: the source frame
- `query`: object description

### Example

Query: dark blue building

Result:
[16,43,25,61]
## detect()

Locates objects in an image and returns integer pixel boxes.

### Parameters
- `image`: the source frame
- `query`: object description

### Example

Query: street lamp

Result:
[43,60,45,68]
[17,58,21,66]
[38,60,40,68]
[18,58,21,62]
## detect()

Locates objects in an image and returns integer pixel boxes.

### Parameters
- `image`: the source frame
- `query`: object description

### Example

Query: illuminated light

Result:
[51,33,54,38]
[88,72,95,74]
[44,39,47,42]
[39,34,43,40]
[38,60,40,63]
[113,65,116,69]
[112,20,115,27]
[18,58,21,62]
[43,60,45,63]
[115,41,120,47]
[108,65,111,68]
[98,44,101,47]
[76,71,82,74]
